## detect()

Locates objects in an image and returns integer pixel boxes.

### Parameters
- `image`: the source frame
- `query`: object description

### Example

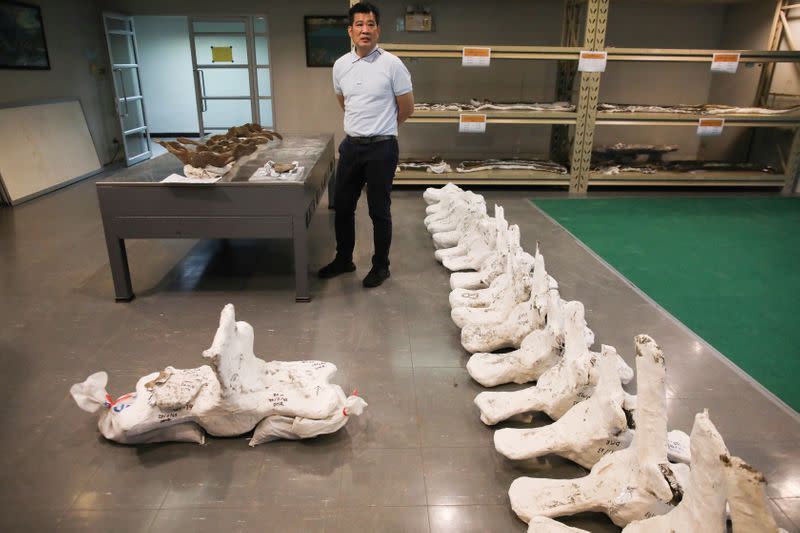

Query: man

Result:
[318,2,414,288]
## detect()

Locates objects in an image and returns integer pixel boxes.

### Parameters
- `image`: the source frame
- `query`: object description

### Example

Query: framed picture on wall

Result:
[304,15,350,67]
[0,1,50,69]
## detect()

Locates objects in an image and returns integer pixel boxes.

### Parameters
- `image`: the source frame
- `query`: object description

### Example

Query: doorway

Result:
[189,16,273,136]
[115,14,274,158]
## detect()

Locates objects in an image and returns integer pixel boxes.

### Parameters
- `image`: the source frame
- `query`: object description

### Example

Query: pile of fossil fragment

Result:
[157,123,283,172]
[70,304,366,446]
[423,183,787,532]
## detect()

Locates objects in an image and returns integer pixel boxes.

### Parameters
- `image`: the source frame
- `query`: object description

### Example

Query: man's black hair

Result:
[348,2,380,26]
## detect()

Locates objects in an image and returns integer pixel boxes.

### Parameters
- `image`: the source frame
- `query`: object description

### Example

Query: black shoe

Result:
[318,259,356,279]
[362,266,390,288]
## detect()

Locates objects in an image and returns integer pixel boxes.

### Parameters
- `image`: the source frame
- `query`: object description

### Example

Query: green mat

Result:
[532,197,800,412]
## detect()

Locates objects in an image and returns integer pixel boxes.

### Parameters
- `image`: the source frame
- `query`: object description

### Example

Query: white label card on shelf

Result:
[711,53,740,74]
[459,113,487,133]
[462,47,491,67]
[697,118,725,136]
[578,50,607,72]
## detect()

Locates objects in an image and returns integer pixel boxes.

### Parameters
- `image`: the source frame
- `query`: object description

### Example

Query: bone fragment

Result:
[442,205,503,272]
[466,288,567,386]
[725,456,787,533]
[473,301,601,423]
[494,344,633,469]
[70,305,366,446]
[432,203,487,250]
[526,517,590,532]
[507,335,684,527]
[460,245,553,354]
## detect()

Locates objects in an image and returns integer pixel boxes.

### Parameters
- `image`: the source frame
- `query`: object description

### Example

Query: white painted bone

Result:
[449,223,516,290]
[423,185,469,215]
[473,301,600,423]
[465,289,567,386]
[527,517,589,533]
[442,205,504,272]
[428,199,485,235]
[460,245,552,353]
[423,182,462,205]
[449,245,534,309]
[432,204,487,250]
[70,304,367,446]
[425,191,486,233]
[725,456,788,533]
[434,210,498,264]
[426,189,469,216]
[451,255,515,328]
[507,335,687,527]
[624,410,787,533]
[424,193,464,227]
[622,410,728,532]
[494,344,633,469]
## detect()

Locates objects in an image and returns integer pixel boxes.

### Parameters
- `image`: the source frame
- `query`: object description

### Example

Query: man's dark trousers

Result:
[333,136,399,268]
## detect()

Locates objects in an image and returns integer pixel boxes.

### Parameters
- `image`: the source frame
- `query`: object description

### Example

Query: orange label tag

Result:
[698,118,725,136]
[459,113,487,133]
[462,47,491,66]
[578,50,607,72]
[711,52,740,73]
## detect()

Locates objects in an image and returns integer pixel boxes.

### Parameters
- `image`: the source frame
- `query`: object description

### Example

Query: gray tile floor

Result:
[1,156,798,532]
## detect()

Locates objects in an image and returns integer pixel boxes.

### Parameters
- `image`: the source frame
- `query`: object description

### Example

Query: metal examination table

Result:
[97,134,335,302]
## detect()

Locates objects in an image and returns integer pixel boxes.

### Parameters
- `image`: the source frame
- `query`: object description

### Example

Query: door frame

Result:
[102,12,153,166]
[187,15,272,136]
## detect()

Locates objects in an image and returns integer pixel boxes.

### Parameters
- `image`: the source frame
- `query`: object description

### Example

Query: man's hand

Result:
[396,92,414,124]
[336,94,345,111]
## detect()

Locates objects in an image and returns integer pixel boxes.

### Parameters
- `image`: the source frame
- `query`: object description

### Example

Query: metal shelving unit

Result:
[377,0,800,191]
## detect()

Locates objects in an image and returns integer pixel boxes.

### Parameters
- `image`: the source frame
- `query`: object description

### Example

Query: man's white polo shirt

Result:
[332,47,413,137]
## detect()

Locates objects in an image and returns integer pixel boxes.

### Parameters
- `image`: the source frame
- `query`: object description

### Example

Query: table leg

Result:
[104,232,134,301]
[293,217,311,302]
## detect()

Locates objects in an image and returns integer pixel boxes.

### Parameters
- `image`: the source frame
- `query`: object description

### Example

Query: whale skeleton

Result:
[506,335,690,527]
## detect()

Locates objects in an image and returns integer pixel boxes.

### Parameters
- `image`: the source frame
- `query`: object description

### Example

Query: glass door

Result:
[253,16,274,129]
[189,16,264,136]
[102,13,152,166]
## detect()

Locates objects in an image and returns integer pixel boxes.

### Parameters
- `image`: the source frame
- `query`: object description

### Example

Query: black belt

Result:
[346,135,395,144]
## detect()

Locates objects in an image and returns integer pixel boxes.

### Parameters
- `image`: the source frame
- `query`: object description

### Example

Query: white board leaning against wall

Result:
[0,99,102,205]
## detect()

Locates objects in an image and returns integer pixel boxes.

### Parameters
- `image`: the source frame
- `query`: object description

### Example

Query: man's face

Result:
[348,12,379,54]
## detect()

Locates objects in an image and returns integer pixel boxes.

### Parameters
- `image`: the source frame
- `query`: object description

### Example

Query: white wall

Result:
[133,16,198,134]
[0,0,118,164]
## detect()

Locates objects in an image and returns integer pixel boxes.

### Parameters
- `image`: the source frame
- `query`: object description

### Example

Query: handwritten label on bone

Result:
[268,393,288,407]
[158,412,178,423]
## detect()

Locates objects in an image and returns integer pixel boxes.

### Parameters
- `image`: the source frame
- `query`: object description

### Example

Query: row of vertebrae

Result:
[423,183,786,532]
